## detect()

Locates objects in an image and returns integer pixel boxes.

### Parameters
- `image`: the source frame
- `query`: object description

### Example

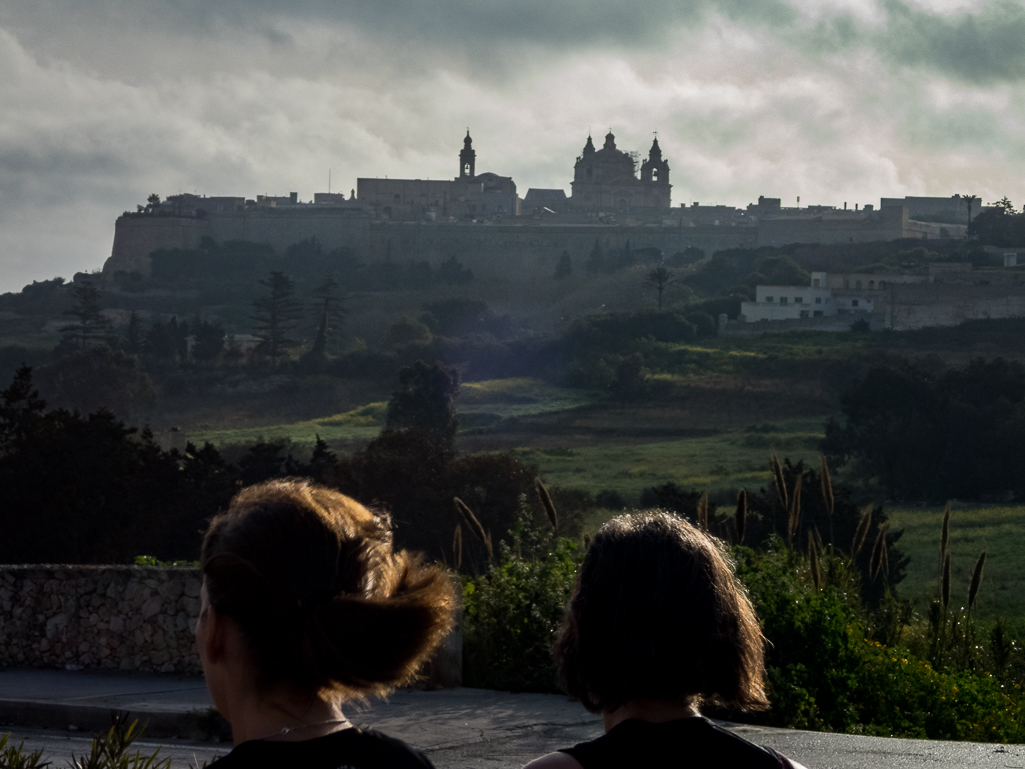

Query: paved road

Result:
[2,668,1023,768]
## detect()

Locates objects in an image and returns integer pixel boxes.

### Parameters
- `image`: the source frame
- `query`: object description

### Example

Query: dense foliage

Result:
[824,357,1025,500]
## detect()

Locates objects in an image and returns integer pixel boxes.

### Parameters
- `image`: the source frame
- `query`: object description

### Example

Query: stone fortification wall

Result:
[756,206,908,247]
[721,312,886,335]
[104,216,213,275]
[0,566,202,674]
[102,210,755,277]
[886,284,1025,331]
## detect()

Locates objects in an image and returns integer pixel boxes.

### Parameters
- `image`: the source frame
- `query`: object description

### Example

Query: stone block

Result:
[141,596,162,619]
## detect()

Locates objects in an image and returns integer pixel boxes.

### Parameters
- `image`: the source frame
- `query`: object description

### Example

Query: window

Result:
[766,296,774,303]
[879,281,886,289]
[869,280,876,289]
[780,297,788,305]
[856,280,862,289]
[800,310,810,318]
[813,278,820,287]
[652,168,659,181]
[815,297,822,305]
[795,297,803,304]
[852,299,859,307]
[813,311,823,317]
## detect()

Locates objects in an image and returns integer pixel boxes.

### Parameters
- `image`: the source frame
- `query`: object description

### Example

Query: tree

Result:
[554,251,572,279]
[585,239,604,275]
[192,316,225,363]
[961,193,978,228]
[310,276,346,356]
[437,256,474,284]
[645,264,676,311]
[124,311,142,354]
[251,271,302,366]
[61,280,112,350]
[385,360,460,454]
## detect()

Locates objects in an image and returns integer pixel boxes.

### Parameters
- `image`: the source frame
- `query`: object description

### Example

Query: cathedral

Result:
[569,131,671,211]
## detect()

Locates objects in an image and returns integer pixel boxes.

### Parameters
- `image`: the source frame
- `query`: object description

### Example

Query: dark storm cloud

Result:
[801,1,1025,84]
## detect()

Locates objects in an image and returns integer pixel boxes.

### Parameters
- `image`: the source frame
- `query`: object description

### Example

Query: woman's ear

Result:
[198,605,229,665]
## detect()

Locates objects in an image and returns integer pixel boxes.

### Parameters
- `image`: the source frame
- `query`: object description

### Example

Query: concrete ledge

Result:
[0,699,230,740]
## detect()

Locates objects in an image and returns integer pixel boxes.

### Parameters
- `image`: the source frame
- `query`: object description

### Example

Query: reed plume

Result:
[696,490,709,531]
[454,497,493,562]
[787,473,803,545]
[808,531,821,591]
[534,477,558,533]
[940,501,951,560]
[820,454,834,547]
[968,551,987,613]
[851,505,872,561]
[735,489,747,544]
[770,450,788,512]
[870,523,889,580]
[942,552,951,611]
[452,523,463,570]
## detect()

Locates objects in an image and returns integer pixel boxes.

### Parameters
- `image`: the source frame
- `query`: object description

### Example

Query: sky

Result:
[2,0,1025,292]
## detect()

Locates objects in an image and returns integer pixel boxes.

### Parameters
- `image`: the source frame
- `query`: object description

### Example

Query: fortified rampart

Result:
[102,197,954,279]
[104,212,758,278]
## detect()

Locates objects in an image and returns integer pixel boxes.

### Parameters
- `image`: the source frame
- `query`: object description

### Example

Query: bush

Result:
[462,504,580,692]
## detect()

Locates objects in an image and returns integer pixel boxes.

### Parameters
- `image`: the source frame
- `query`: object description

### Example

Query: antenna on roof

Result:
[328,169,331,194]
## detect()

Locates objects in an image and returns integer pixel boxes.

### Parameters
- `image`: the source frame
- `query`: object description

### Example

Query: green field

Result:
[887,504,1025,620]
[189,378,595,447]
[519,418,825,503]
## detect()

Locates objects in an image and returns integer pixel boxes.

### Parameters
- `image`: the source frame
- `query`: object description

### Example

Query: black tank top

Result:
[206,726,436,769]
[560,717,793,768]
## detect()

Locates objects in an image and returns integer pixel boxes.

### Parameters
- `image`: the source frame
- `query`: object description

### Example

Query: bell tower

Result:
[459,130,476,179]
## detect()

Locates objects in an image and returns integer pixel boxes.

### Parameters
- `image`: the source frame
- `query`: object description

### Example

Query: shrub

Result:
[462,504,580,692]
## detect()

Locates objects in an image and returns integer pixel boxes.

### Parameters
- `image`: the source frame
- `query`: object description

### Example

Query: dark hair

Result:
[200,479,457,698]
[552,511,768,713]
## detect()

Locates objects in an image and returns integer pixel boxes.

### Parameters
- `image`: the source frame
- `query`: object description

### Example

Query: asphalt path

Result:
[1,669,1023,768]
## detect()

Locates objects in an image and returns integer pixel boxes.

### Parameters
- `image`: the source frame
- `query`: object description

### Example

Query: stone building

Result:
[569,132,671,212]
[356,132,518,221]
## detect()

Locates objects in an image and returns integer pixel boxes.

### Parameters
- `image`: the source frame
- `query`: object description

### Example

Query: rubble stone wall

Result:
[0,566,203,674]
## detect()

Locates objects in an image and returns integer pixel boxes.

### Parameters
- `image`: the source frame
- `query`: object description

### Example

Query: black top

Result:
[560,717,796,768]
[206,726,436,769]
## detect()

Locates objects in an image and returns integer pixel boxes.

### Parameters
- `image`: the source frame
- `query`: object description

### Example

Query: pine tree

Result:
[554,251,572,279]
[310,275,346,356]
[61,280,112,350]
[252,271,303,367]
[125,311,142,354]
[585,239,604,275]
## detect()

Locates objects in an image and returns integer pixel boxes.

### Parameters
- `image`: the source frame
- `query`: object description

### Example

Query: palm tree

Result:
[961,193,978,228]
[645,264,675,311]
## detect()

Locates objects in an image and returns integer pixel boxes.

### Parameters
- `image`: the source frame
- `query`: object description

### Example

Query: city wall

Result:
[103,211,756,277]
[886,284,1025,330]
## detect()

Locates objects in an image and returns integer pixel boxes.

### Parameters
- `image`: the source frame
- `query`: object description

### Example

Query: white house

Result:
[741,272,874,322]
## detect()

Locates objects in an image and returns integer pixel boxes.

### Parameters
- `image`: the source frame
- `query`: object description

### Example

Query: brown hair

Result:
[552,511,768,713]
[200,479,457,698]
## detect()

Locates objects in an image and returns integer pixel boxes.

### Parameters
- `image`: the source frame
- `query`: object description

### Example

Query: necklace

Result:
[265,717,352,740]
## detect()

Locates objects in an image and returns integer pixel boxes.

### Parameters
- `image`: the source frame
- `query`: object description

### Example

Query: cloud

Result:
[2,1,1025,292]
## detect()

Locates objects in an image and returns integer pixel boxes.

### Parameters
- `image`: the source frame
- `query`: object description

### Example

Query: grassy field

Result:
[887,503,1025,621]
[518,417,826,504]
[189,377,595,447]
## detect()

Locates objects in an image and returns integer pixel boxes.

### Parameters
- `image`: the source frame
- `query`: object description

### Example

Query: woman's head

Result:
[199,479,456,698]
[553,511,768,713]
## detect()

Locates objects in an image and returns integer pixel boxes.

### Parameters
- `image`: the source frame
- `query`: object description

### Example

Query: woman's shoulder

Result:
[207,727,435,769]
[549,718,802,769]
[523,752,584,769]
